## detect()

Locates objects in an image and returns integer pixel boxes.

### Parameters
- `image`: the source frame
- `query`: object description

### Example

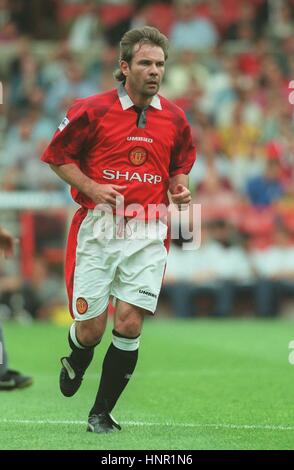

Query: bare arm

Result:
[0,226,14,257]
[50,163,126,208]
[169,174,191,207]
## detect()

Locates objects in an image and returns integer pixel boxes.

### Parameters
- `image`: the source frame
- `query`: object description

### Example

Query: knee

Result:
[115,313,142,338]
[76,322,104,347]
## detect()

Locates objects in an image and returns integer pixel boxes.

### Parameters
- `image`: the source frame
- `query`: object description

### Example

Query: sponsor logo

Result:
[76,297,88,314]
[139,289,157,299]
[102,169,162,184]
[129,146,148,166]
[127,136,153,143]
[58,116,69,131]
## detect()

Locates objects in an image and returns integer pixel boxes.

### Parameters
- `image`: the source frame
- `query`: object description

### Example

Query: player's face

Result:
[121,43,165,101]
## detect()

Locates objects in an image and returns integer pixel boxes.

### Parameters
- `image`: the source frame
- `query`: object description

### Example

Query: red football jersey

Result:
[41,86,196,218]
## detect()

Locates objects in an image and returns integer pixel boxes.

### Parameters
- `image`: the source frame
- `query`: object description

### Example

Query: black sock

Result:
[68,330,95,371]
[89,330,139,415]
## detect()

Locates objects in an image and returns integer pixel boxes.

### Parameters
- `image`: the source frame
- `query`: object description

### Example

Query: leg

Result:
[87,300,144,433]
[0,324,8,378]
[214,280,236,317]
[0,324,33,390]
[61,208,117,397]
[255,279,280,317]
[87,224,167,433]
[161,282,195,317]
[60,311,108,397]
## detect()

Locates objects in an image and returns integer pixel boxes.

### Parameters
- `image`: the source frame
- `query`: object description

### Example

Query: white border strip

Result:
[0,419,294,431]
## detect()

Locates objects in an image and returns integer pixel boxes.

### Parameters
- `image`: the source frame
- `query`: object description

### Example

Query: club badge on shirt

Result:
[128,147,148,166]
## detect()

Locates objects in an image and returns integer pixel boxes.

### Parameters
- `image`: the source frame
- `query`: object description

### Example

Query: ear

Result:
[120,60,129,79]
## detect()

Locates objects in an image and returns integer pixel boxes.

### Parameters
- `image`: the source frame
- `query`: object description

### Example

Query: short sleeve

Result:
[41,101,90,166]
[169,114,196,177]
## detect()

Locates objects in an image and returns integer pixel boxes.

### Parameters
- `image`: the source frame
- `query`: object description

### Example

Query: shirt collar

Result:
[117,83,162,111]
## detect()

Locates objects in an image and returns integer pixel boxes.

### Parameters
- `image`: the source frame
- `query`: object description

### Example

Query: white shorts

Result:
[66,209,168,321]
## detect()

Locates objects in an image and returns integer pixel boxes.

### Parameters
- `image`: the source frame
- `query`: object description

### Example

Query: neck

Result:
[124,83,153,108]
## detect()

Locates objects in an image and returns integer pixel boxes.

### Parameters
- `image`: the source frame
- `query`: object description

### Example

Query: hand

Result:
[170,184,191,210]
[88,183,127,209]
[0,227,14,258]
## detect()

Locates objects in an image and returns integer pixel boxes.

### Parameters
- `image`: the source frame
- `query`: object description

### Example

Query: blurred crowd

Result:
[0,0,294,319]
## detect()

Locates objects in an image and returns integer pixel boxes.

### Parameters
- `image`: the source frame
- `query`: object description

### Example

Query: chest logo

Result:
[128,147,148,166]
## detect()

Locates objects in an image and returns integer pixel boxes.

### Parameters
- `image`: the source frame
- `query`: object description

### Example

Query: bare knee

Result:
[114,305,144,338]
[76,314,107,347]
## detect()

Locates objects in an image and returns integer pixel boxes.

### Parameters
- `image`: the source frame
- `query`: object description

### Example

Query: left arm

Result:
[0,226,14,257]
[169,112,196,208]
[169,174,191,207]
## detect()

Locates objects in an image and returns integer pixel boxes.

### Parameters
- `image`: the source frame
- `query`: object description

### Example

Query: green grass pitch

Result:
[1,317,294,450]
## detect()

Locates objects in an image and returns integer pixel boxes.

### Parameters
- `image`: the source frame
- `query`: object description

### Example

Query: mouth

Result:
[146,81,158,86]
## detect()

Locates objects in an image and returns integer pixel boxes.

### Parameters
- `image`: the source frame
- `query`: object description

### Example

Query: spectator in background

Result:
[1,115,60,191]
[162,222,254,317]
[8,38,45,110]
[42,41,74,89]
[194,167,240,220]
[252,223,294,317]
[0,0,19,42]
[22,257,66,320]
[207,219,255,316]
[225,2,258,42]
[0,226,33,390]
[246,155,284,208]
[268,0,294,41]
[189,136,231,189]
[44,59,97,120]
[219,100,261,159]
[0,0,293,326]
[170,0,219,52]
[161,236,197,318]
[162,49,209,101]
[2,116,35,170]
[68,0,99,52]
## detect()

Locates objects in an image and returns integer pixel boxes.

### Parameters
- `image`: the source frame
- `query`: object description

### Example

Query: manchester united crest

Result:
[128,146,148,166]
[76,297,88,315]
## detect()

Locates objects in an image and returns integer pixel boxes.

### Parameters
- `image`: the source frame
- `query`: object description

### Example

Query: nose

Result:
[149,63,159,76]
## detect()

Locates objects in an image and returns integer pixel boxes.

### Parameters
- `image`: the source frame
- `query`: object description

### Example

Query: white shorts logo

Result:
[58,117,70,131]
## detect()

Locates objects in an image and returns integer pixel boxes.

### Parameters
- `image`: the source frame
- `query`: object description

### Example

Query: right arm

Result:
[50,163,126,208]
[0,226,14,257]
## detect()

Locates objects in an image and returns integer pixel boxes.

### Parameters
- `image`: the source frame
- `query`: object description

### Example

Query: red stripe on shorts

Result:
[65,207,88,318]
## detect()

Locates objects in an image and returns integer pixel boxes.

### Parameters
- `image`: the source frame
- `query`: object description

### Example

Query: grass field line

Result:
[32,368,256,379]
[1,418,294,432]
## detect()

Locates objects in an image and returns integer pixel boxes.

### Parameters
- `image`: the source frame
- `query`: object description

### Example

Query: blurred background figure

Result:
[0,0,294,321]
[252,222,294,317]
[0,226,33,390]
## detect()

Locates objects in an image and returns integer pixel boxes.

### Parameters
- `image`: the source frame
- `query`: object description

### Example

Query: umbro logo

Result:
[139,289,157,299]
[127,136,153,143]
